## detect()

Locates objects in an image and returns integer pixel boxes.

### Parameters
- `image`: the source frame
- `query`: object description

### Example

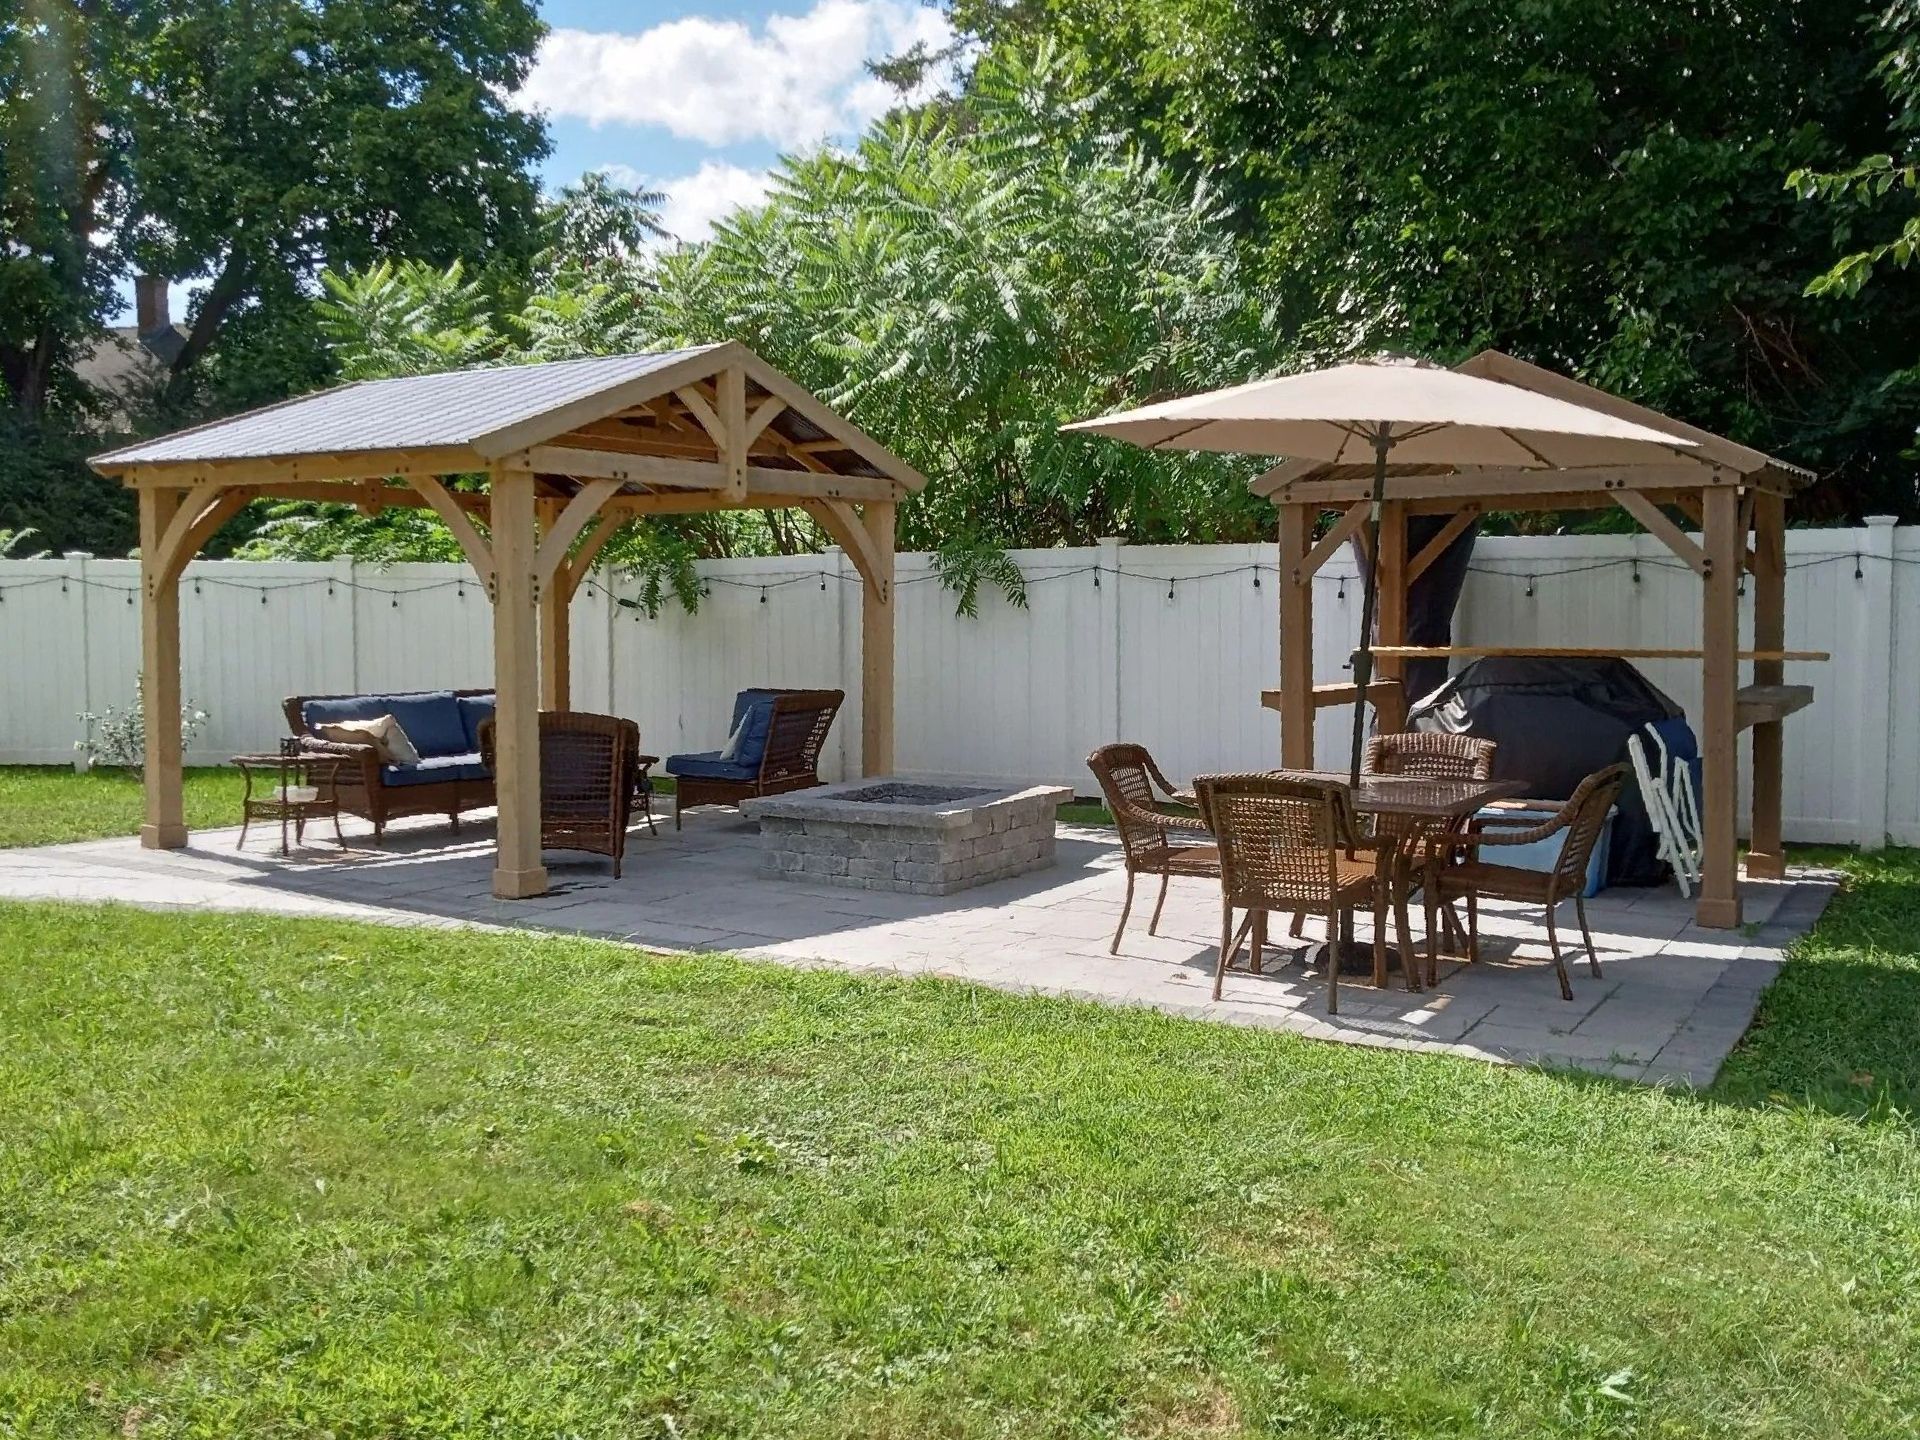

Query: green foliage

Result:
[1792,1,1920,324]
[644,44,1280,567]
[952,0,1920,518]
[0,874,1918,1430]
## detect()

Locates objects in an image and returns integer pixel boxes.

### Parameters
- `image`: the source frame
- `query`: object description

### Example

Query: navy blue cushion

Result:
[724,689,780,768]
[664,750,758,782]
[381,752,491,787]
[457,693,496,751]
[377,691,469,758]
[301,695,391,732]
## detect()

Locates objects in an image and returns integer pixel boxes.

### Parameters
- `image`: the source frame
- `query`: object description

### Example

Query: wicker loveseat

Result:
[285,688,496,841]
[666,688,843,827]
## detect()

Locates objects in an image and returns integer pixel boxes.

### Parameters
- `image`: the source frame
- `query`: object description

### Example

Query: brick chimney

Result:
[134,275,170,334]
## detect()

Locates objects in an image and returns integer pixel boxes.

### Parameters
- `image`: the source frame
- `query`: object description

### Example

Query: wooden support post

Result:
[859,499,896,776]
[1277,502,1315,768]
[536,498,570,711]
[489,470,548,899]
[138,486,188,849]
[1372,501,1409,733]
[1746,491,1787,880]
[1697,487,1742,928]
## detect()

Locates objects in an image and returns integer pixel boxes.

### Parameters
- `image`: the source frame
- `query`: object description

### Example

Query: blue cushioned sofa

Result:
[285,688,495,840]
[666,688,843,828]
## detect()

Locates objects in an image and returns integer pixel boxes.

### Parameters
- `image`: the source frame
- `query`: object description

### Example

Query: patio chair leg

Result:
[1328,906,1345,1015]
[1288,912,1306,940]
[1466,890,1479,965]
[449,810,461,835]
[1213,898,1234,1000]
[1575,895,1601,976]
[1149,871,1170,935]
[1545,904,1574,1001]
[332,807,345,850]
[236,816,250,851]
[1395,885,1419,994]
[1371,898,1389,989]
[1250,909,1266,975]
[1111,871,1136,955]
[1423,869,1439,988]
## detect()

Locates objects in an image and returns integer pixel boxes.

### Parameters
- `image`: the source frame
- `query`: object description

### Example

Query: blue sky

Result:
[115,0,950,323]
[521,0,950,242]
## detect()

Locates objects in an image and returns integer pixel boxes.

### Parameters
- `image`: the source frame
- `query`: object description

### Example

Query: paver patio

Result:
[0,806,1831,1087]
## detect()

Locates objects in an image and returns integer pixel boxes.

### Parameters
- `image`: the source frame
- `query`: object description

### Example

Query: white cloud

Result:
[656,162,775,244]
[518,0,954,148]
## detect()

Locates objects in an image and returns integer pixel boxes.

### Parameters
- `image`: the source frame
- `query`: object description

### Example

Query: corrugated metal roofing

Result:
[93,347,720,465]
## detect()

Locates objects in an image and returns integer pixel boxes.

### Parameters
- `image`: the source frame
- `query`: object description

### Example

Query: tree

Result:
[642,43,1280,587]
[0,0,551,423]
[946,0,1920,518]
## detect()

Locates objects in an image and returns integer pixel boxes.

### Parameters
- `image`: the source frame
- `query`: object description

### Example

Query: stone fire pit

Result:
[741,777,1072,895]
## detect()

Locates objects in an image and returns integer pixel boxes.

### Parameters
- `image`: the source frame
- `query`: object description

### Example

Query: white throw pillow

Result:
[316,714,422,766]
[717,712,749,762]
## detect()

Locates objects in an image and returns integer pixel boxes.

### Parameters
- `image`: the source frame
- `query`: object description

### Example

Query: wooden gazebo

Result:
[90,343,924,899]
[1255,350,1819,929]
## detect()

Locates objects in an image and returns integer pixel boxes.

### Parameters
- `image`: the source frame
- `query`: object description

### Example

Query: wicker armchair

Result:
[479,711,642,877]
[1086,743,1219,954]
[668,689,843,827]
[1424,763,1628,999]
[1193,774,1392,1013]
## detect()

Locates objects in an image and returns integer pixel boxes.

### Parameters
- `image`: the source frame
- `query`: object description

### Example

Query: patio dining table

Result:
[1177,770,1529,986]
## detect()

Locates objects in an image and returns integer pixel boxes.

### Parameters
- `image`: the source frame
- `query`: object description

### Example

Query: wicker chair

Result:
[479,711,641,877]
[1086,743,1220,954]
[1424,763,1628,1000]
[1354,730,1499,948]
[668,689,843,827]
[1193,774,1394,1014]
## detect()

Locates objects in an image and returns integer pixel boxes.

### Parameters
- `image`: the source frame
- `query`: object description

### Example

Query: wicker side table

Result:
[234,752,347,855]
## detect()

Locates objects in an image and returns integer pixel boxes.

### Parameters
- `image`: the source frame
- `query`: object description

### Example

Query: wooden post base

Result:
[1693,895,1743,929]
[492,865,550,899]
[140,822,189,850]
[1743,852,1787,881]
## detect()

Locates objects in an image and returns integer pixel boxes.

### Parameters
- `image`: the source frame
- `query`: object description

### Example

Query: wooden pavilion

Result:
[90,343,924,900]
[1254,350,1820,929]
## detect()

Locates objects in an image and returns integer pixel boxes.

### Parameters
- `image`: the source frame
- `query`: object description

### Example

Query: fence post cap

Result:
[1865,514,1898,527]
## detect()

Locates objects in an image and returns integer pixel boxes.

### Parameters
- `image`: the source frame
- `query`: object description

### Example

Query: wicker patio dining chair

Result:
[1192,774,1388,1014]
[1086,743,1219,954]
[1356,729,1499,947]
[1424,763,1628,1000]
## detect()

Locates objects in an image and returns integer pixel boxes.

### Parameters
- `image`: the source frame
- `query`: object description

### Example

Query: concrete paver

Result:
[0,808,1834,1087]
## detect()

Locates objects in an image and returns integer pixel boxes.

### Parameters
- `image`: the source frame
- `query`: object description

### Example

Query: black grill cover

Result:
[1405,656,1688,887]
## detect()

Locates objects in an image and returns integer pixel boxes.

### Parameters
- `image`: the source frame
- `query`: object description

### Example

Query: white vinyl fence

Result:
[2,522,1912,846]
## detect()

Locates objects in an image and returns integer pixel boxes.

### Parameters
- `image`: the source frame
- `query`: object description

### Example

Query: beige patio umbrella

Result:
[1064,355,1697,785]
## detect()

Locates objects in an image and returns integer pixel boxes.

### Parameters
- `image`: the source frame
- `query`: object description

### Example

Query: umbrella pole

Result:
[1346,427,1393,790]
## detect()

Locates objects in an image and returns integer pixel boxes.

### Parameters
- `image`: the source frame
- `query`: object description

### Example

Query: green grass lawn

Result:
[2,853,1918,1436]
[0,766,247,848]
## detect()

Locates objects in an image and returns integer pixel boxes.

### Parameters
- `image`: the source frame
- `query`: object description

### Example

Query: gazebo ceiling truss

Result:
[92,341,924,900]
[1254,350,1821,930]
